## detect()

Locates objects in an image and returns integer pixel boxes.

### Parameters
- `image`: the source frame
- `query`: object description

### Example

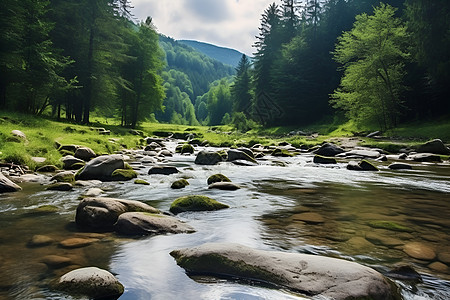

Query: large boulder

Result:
[171,243,398,300]
[76,197,159,231]
[74,147,97,161]
[195,151,223,165]
[58,267,124,299]
[170,195,229,214]
[75,155,125,181]
[227,149,256,163]
[0,173,22,193]
[313,143,345,157]
[114,212,195,236]
[417,139,450,155]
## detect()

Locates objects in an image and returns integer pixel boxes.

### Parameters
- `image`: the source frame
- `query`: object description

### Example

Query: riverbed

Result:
[0,143,449,299]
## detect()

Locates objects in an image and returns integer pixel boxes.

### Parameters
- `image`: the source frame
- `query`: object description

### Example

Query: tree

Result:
[231,54,252,114]
[331,4,410,130]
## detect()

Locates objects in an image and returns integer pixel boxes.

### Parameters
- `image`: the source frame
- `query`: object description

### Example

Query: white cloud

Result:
[130,0,277,55]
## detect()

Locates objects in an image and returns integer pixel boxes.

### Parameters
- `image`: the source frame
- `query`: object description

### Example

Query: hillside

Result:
[178,40,244,68]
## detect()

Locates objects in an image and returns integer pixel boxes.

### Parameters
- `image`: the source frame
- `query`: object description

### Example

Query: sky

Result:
[130,0,276,55]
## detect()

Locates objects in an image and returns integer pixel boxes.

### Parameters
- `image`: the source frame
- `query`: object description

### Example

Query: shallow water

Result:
[0,147,449,299]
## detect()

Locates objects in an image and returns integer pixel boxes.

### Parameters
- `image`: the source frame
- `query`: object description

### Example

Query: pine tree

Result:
[231,54,252,114]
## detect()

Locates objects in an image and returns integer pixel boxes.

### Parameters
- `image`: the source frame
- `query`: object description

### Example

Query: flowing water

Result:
[0,144,449,299]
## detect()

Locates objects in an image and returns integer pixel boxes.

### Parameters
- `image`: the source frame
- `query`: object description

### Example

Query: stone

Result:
[347,160,379,171]
[76,197,159,231]
[115,212,196,236]
[271,148,294,157]
[0,173,22,193]
[51,171,75,183]
[207,174,231,185]
[83,188,103,197]
[403,242,436,261]
[386,265,422,282]
[31,157,46,164]
[75,180,102,187]
[41,255,72,269]
[227,149,256,163]
[342,149,381,159]
[75,155,125,181]
[61,155,85,170]
[417,139,450,155]
[74,147,97,161]
[60,238,98,249]
[134,179,150,185]
[11,130,26,140]
[158,150,173,157]
[365,232,404,247]
[36,165,59,173]
[111,169,138,181]
[170,243,397,300]
[170,195,229,214]
[171,179,190,189]
[59,145,79,153]
[148,166,179,175]
[313,155,337,164]
[438,252,450,264]
[388,163,412,170]
[46,182,73,191]
[177,144,194,154]
[208,182,241,191]
[195,151,224,165]
[313,143,345,157]
[409,153,442,163]
[428,262,448,273]
[291,212,325,224]
[58,267,124,299]
[27,235,54,247]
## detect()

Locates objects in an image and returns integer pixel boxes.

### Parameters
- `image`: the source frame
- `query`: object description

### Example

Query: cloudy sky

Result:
[131,0,277,55]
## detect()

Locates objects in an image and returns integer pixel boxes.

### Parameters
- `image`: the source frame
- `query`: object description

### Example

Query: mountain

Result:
[178,40,244,68]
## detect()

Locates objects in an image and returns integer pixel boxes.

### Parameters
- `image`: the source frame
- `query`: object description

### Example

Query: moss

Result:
[171,179,190,189]
[181,144,194,154]
[53,172,75,183]
[124,163,133,170]
[111,169,138,181]
[368,221,413,233]
[207,174,231,185]
[170,195,229,214]
[134,179,150,185]
[272,148,295,157]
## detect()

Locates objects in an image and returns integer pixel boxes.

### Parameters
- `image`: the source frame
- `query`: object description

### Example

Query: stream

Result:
[0,142,449,299]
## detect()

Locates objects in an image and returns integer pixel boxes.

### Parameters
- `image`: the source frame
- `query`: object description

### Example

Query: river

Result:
[0,143,449,299]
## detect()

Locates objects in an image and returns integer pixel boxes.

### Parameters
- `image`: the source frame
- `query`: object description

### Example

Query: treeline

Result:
[225,0,449,130]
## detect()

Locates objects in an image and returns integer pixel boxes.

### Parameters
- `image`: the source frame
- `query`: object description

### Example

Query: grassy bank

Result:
[1,111,448,170]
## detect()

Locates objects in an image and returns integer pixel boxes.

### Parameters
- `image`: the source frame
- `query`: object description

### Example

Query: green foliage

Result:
[331,4,410,131]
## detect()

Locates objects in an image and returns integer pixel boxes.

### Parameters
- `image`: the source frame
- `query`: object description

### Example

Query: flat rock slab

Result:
[403,242,436,261]
[171,243,397,300]
[59,238,99,249]
[115,212,195,236]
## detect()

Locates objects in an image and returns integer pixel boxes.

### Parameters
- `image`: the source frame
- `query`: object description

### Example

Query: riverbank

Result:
[1,112,449,171]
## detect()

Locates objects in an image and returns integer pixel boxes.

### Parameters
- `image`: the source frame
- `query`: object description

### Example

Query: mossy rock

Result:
[33,205,60,215]
[59,149,75,157]
[52,172,75,183]
[368,221,413,233]
[272,148,295,157]
[134,179,150,185]
[171,179,190,189]
[170,195,229,214]
[207,174,231,185]
[181,144,194,154]
[68,162,85,170]
[111,169,138,181]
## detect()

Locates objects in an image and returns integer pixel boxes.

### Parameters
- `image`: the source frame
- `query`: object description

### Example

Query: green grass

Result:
[385,118,450,142]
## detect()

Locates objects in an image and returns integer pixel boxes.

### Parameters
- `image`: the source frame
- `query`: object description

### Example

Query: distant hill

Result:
[178,40,244,68]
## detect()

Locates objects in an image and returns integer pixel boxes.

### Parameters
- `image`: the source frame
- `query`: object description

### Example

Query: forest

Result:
[0,0,449,131]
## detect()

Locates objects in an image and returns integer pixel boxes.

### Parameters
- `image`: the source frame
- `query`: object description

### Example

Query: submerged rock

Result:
[170,243,397,300]
[388,163,412,170]
[114,212,195,236]
[58,267,124,299]
[0,173,22,193]
[76,197,159,231]
[208,182,241,191]
[403,242,436,261]
[148,166,179,175]
[170,195,229,214]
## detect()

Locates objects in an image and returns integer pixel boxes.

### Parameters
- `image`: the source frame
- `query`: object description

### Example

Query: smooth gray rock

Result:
[75,155,125,181]
[58,267,124,299]
[0,173,22,193]
[11,130,26,140]
[74,147,97,161]
[208,182,241,191]
[76,197,159,230]
[171,243,397,300]
[195,151,223,165]
[409,153,442,163]
[61,155,85,170]
[114,212,195,236]
[227,149,256,163]
[417,139,450,155]
[342,149,381,159]
[313,143,345,157]
[313,155,337,164]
